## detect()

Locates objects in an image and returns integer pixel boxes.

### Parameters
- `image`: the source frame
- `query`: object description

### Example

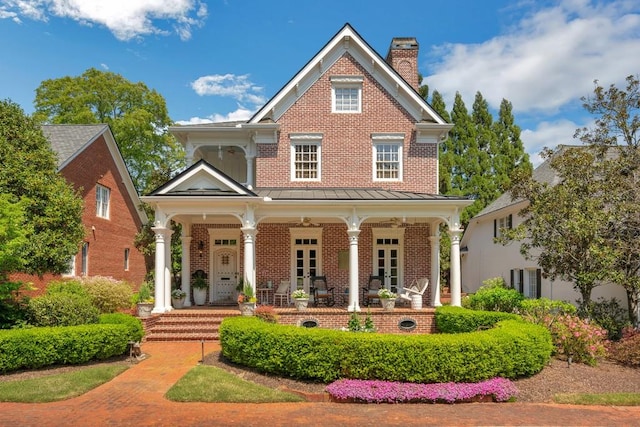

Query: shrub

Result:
[0,281,31,329]
[436,306,518,333]
[134,282,154,304]
[577,297,630,341]
[81,276,134,313]
[518,298,576,327]
[547,314,608,366]
[347,311,376,332]
[254,305,279,323]
[46,279,89,297]
[99,313,144,342]
[608,327,640,367]
[26,293,99,327]
[463,277,524,313]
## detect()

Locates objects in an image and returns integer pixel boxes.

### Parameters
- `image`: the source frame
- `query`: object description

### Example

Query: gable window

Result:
[493,214,513,239]
[96,184,110,219]
[510,268,541,298]
[290,133,322,181]
[331,76,363,113]
[372,133,404,181]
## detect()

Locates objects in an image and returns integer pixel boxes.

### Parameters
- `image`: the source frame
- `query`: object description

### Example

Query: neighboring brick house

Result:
[143,23,471,313]
[13,124,148,293]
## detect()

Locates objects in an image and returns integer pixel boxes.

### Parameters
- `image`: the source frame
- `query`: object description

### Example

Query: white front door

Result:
[212,248,237,304]
[290,228,322,296]
[372,229,404,293]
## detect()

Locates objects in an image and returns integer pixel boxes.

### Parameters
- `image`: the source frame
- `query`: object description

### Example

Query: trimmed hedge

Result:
[435,305,519,333]
[0,313,143,373]
[219,308,552,383]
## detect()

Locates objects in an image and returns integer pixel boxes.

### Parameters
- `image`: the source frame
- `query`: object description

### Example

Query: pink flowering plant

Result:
[326,377,517,403]
[547,314,608,366]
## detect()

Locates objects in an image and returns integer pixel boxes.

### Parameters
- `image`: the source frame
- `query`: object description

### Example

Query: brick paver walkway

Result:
[2,341,640,426]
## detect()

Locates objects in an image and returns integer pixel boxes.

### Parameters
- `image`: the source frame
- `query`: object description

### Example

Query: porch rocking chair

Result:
[273,280,290,306]
[310,276,335,307]
[362,275,384,307]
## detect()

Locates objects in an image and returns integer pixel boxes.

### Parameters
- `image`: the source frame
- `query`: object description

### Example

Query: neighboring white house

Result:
[460,147,627,308]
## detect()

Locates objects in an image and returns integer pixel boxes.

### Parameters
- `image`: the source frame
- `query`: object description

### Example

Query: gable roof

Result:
[250,23,448,127]
[42,124,148,224]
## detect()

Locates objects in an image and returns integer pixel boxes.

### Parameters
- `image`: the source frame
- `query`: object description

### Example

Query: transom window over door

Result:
[290,133,322,181]
[372,133,404,181]
[331,75,363,113]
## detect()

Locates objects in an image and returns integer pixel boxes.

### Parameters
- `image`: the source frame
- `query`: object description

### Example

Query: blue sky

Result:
[1,0,638,165]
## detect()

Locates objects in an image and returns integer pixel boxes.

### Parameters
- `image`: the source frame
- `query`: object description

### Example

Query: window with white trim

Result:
[96,184,110,219]
[510,268,541,298]
[63,255,76,277]
[124,248,130,271]
[331,76,363,113]
[290,133,322,181]
[372,134,404,181]
[81,242,89,276]
[493,214,513,239]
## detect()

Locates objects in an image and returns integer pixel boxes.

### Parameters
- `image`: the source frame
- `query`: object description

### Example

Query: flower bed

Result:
[326,377,517,403]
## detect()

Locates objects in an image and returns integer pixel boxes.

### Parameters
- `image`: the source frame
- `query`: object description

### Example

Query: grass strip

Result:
[554,393,640,406]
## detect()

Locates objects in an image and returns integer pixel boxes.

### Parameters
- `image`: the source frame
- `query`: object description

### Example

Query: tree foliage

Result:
[33,68,184,193]
[0,99,85,278]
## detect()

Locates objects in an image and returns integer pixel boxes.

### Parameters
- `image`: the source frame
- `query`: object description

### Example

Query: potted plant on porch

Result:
[171,288,186,309]
[192,272,208,306]
[292,289,309,311]
[135,282,154,318]
[237,282,257,316]
[378,288,397,311]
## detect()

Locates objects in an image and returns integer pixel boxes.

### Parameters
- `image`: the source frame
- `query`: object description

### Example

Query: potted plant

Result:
[378,288,397,311]
[237,282,257,316]
[171,288,186,309]
[292,289,309,311]
[135,282,154,318]
[192,273,208,306]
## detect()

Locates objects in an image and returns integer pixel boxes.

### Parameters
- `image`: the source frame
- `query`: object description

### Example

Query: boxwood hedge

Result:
[0,313,143,373]
[220,307,552,383]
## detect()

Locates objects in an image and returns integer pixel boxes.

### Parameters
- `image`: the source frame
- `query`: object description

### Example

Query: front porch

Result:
[139,302,452,341]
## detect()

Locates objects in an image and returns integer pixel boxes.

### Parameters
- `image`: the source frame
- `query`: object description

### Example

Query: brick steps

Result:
[143,310,239,342]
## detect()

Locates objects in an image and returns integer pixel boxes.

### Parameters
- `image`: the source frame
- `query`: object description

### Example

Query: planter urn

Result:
[294,298,309,311]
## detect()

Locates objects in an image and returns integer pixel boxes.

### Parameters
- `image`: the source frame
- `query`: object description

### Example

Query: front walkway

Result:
[2,341,640,427]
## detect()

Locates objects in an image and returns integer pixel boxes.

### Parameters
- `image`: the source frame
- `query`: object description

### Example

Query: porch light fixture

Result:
[198,241,204,257]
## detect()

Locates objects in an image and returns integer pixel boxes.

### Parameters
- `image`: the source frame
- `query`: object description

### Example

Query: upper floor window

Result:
[290,133,322,181]
[372,133,404,182]
[96,184,110,219]
[493,214,513,239]
[331,76,363,113]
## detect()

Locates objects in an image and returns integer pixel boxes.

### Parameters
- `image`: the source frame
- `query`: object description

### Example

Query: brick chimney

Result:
[386,37,419,91]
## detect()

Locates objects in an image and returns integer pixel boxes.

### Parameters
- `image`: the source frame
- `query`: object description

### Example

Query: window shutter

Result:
[518,270,524,293]
[510,269,514,288]
[536,269,542,298]
[507,214,513,229]
[494,219,497,238]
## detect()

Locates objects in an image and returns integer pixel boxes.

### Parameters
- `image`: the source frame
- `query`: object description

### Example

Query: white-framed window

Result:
[124,248,130,271]
[511,268,541,298]
[493,214,513,239]
[63,255,76,277]
[96,184,110,219]
[81,242,89,276]
[290,133,322,181]
[331,76,363,113]
[372,134,404,182]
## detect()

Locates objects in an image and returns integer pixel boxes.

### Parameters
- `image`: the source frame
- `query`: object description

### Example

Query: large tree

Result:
[576,75,640,322]
[0,99,85,278]
[33,68,184,193]
[504,147,618,306]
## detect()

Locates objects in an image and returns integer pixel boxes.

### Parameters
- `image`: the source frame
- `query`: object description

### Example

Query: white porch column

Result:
[241,226,257,294]
[164,228,173,312]
[449,228,463,307]
[181,235,192,306]
[245,154,255,189]
[347,229,361,312]
[151,226,171,313]
[429,234,442,307]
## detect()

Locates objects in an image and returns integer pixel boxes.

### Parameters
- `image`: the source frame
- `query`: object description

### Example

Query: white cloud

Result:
[521,118,588,166]
[0,0,208,41]
[190,74,266,104]
[424,0,640,114]
[176,107,255,125]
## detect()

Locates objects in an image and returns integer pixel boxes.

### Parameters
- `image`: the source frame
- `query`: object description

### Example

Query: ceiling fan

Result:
[290,217,320,227]
[380,217,405,228]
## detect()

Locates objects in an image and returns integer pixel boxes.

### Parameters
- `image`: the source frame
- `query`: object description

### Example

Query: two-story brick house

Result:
[143,24,471,313]
[13,124,148,293]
